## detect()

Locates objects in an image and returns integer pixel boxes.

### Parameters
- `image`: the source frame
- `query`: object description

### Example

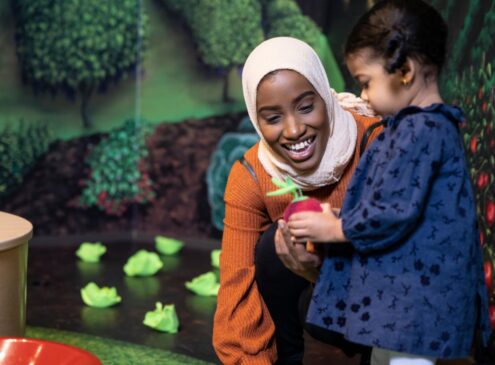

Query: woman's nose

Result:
[360,89,368,101]
[282,115,305,139]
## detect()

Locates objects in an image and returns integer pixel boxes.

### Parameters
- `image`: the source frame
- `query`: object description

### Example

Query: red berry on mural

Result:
[489,305,495,329]
[485,260,494,295]
[470,136,477,153]
[98,191,107,202]
[490,139,495,149]
[487,201,495,227]
[479,87,484,99]
[482,102,488,112]
[477,172,489,189]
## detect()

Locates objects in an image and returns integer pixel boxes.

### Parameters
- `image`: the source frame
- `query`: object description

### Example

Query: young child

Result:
[285,0,492,364]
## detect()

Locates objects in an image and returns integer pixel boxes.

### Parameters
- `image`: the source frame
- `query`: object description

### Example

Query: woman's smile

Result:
[283,135,316,161]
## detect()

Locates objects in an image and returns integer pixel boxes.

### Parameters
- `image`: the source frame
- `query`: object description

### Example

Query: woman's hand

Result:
[287,203,347,243]
[275,220,321,283]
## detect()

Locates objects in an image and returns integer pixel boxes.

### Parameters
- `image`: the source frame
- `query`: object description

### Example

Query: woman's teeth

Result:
[286,138,314,152]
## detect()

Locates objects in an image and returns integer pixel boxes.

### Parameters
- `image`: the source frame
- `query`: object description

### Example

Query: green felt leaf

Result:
[210,249,221,269]
[143,302,179,333]
[185,272,219,297]
[81,282,121,308]
[123,250,163,277]
[155,236,184,256]
[76,242,107,263]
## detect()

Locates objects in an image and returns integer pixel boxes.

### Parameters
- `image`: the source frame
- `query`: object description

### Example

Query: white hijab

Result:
[242,37,373,191]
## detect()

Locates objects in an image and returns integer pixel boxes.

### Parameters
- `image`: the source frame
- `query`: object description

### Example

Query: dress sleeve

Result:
[342,114,453,253]
[213,161,277,365]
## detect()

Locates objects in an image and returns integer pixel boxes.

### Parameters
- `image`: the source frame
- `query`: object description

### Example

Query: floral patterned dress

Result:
[307,104,491,358]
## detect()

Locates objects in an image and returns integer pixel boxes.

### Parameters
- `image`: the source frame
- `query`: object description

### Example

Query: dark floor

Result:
[26,235,486,365]
[27,235,365,365]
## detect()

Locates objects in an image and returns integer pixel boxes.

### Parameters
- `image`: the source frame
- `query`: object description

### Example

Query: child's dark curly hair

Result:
[345,0,447,75]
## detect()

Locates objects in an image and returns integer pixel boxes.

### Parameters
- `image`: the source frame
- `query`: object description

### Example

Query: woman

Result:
[212,37,382,365]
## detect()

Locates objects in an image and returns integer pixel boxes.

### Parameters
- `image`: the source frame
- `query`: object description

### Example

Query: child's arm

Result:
[287,204,348,243]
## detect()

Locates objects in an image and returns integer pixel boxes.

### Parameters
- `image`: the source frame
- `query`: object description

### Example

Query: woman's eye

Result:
[265,115,281,123]
[361,81,369,89]
[299,104,314,113]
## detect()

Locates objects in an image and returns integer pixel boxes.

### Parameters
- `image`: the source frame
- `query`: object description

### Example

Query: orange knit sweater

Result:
[213,113,382,365]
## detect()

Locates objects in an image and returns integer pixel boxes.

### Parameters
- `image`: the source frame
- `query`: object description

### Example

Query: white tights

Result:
[371,347,437,365]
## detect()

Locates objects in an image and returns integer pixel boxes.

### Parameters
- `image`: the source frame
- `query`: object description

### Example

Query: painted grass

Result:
[26,326,216,365]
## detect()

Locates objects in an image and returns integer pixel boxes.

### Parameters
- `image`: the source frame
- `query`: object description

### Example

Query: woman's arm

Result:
[212,161,277,365]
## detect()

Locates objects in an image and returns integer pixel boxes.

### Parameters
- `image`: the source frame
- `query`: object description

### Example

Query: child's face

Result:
[346,48,409,116]
[256,70,329,174]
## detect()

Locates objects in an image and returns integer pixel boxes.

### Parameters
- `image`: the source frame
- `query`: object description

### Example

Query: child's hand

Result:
[275,220,321,283]
[287,203,346,243]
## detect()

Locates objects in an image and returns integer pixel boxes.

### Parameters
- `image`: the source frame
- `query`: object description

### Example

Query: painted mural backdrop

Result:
[0,0,343,239]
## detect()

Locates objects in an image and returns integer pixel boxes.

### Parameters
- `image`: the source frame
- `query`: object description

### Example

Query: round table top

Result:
[0,211,33,251]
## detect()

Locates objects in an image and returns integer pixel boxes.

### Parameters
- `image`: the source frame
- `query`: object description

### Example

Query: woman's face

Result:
[256,70,329,174]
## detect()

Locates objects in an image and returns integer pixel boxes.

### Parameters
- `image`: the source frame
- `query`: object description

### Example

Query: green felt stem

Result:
[267,176,306,201]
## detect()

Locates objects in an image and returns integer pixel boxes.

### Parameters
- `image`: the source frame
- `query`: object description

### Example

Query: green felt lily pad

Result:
[81,282,122,308]
[210,249,221,269]
[143,302,180,333]
[155,236,184,256]
[185,272,219,297]
[76,242,107,263]
[123,250,163,277]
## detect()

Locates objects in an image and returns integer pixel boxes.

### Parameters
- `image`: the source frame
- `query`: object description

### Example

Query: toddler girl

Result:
[285,1,492,364]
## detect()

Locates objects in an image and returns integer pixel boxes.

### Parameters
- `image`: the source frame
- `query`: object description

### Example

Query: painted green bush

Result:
[13,0,148,128]
[206,117,259,230]
[77,119,155,216]
[162,0,264,68]
[264,0,319,48]
[262,0,344,91]
[0,122,53,203]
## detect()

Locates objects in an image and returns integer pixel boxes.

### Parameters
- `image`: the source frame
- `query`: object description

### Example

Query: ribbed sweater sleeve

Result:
[213,154,277,365]
[212,113,382,364]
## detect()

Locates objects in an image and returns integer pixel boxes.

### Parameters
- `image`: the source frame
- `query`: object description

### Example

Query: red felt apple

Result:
[267,177,324,253]
[283,197,323,221]
[477,172,489,190]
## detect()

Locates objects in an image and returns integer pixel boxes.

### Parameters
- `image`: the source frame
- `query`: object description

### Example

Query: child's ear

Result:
[399,58,416,86]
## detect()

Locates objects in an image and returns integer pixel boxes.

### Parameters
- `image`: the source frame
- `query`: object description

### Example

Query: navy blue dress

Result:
[307,104,491,358]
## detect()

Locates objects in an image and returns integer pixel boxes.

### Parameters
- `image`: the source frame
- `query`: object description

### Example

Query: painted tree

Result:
[13,0,148,128]
[162,0,264,102]
[262,0,345,91]
[162,0,344,97]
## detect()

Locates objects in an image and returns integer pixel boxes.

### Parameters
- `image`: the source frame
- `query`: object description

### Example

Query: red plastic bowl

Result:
[0,338,102,365]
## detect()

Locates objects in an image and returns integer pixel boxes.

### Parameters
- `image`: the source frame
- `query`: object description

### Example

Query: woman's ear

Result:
[399,58,416,87]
